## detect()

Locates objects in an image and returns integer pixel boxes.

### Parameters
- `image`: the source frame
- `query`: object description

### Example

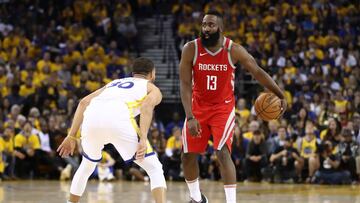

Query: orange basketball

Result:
[254,93,283,121]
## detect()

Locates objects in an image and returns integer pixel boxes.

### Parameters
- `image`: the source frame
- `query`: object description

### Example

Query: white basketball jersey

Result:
[86,77,148,119]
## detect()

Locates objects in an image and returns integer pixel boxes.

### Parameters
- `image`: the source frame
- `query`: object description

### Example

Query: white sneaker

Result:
[60,164,72,181]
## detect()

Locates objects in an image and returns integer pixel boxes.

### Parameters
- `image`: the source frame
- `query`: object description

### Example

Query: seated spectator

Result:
[149,128,166,158]
[244,130,267,182]
[231,125,248,181]
[243,120,260,141]
[269,137,303,183]
[163,126,182,180]
[164,112,183,139]
[14,122,40,178]
[267,120,279,138]
[235,98,251,125]
[270,126,288,154]
[92,150,116,182]
[0,127,15,179]
[338,128,358,182]
[204,142,221,181]
[320,117,342,153]
[35,120,67,179]
[296,120,321,182]
[313,141,351,184]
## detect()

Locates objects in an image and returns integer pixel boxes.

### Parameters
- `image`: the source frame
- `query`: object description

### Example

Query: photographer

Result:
[313,140,351,184]
[269,137,303,182]
[338,128,358,182]
[244,130,268,182]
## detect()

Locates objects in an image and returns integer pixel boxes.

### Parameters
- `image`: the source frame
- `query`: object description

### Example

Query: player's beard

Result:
[200,28,220,47]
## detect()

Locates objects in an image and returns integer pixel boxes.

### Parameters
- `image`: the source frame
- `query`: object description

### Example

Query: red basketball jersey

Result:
[192,37,236,104]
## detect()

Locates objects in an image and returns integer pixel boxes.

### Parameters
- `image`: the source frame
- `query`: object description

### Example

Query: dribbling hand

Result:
[187,118,202,137]
[277,99,287,119]
[57,136,76,158]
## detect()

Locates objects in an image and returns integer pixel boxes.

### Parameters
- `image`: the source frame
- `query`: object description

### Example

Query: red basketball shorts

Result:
[182,100,235,153]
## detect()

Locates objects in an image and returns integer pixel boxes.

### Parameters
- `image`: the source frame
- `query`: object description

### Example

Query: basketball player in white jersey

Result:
[57,57,166,203]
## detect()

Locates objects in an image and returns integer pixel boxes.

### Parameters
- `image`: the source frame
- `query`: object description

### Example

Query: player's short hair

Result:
[132,57,155,75]
[205,10,223,19]
[205,10,224,29]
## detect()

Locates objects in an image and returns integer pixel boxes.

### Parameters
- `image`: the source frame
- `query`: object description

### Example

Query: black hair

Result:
[206,10,223,19]
[132,57,155,75]
[205,10,224,28]
[253,130,262,135]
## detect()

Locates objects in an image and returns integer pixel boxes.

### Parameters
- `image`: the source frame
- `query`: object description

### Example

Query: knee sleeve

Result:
[135,155,167,190]
[70,158,97,196]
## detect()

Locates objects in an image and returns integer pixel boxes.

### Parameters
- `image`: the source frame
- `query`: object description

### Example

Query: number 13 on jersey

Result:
[206,75,217,90]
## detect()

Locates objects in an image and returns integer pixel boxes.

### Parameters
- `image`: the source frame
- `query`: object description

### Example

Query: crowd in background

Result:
[1,0,360,185]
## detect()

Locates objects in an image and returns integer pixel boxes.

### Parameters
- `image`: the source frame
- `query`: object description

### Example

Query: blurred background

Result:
[0,0,359,186]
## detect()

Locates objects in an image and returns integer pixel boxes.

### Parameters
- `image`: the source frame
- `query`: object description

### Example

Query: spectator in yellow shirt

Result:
[19,77,35,97]
[334,91,348,113]
[243,121,260,141]
[84,42,105,62]
[87,55,106,76]
[235,98,251,127]
[37,52,55,72]
[0,127,16,179]
[14,122,41,178]
[94,150,116,181]
[2,31,20,49]
[63,43,83,67]
[163,126,182,180]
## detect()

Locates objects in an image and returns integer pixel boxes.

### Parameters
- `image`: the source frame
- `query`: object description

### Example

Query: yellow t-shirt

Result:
[84,47,105,62]
[37,60,56,72]
[14,133,41,150]
[19,84,35,97]
[235,109,250,121]
[3,36,20,49]
[320,129,328,140]
[87,80,101,92]
[63,51,82,65]
[243,132,253,140]
[87,61,106,76]
[285,90,292,107]
[100,151,112,164]
[0,137,14,153]
[166,136,182,150]
[300,138,317,158]
[0,142,3,173]
[334,100,347,113]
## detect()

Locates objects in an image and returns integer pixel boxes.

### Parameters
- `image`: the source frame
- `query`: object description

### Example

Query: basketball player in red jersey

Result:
[180,11,287,203]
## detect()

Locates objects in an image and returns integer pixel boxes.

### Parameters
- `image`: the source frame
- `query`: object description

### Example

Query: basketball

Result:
[254,93,283,121]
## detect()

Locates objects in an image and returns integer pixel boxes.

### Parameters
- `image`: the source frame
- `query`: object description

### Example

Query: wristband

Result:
[186,116,195,121]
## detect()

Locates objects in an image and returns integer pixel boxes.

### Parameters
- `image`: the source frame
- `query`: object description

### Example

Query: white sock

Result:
[186,178,201,202]
[224,184,236,203]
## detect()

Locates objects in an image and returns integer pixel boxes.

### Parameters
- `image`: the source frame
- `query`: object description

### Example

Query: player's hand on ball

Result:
[188,118,201,137]
[136,139,147,161]
[278,99,287,118]
[57,136,76,158]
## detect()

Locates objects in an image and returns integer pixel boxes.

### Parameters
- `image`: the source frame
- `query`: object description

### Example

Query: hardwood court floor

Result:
[1,180,360,203]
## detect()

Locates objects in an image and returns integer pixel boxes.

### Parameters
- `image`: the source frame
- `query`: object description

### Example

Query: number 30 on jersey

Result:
[206,75,217,90]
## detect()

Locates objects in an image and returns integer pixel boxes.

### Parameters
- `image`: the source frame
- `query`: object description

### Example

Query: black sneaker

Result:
[189,193,208,203]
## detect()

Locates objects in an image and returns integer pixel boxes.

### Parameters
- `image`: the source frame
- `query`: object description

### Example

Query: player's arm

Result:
[179,41,195,119]
[136,82,162,160]
[68,86,106,138]
[231,43,285,99]
[139,82,162,140]
[57,86,105,157]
